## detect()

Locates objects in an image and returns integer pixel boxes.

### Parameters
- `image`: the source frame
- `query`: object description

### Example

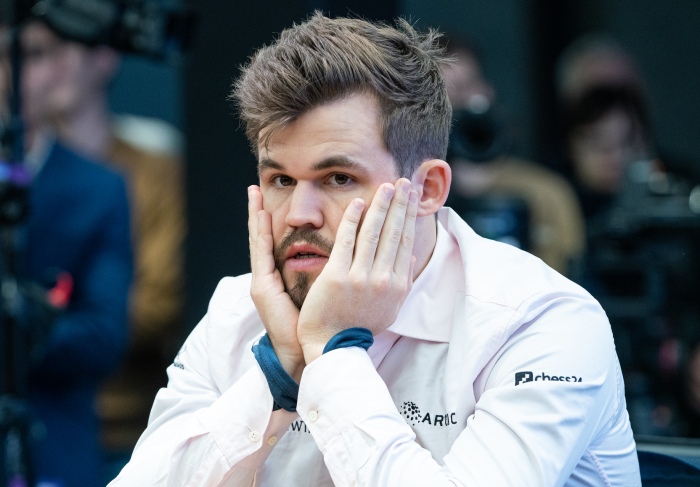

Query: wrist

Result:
[301,341,326,364]
[277,353,305,383]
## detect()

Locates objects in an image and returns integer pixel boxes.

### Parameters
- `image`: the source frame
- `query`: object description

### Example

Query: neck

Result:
[412,213,439,280]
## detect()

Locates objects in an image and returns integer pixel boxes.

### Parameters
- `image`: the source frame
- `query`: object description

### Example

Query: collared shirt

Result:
[111,208,640,487]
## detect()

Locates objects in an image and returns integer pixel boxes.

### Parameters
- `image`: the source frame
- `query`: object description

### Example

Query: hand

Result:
[297,178,418,362]
[248,186,304,381]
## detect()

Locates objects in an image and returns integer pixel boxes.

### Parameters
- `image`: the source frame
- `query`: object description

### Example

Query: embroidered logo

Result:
[515,371,583,385]
[401,401,422,426]
[515,371,533,385]
[400,401,457,427]
[173,344,187,370]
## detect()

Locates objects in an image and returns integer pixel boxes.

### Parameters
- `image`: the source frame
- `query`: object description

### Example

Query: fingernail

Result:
[353,198,364,210]
[409,190,418,203]
[383,184,395,197]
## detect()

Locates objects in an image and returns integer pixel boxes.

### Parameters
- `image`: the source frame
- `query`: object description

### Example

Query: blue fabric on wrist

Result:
[252,334,299,412]
[323,327,374,354]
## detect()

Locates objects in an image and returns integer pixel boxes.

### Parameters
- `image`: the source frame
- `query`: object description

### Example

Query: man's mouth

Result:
[294,252,322,259]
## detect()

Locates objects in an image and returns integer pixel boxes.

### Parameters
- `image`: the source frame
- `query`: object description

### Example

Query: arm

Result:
[31,177,133,387]
[297,295,624,486]
[111,179,309,486]
[110,285,299,487]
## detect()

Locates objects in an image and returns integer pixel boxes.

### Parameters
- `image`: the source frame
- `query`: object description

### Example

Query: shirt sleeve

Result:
[296,294,626,487]
[109,315,298,487]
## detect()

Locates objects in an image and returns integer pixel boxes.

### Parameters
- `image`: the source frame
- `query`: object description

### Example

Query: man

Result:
[440,36,585,275]
[113,13,640,486]
[19,13,187,462]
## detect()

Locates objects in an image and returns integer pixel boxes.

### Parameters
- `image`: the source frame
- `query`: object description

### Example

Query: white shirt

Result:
[111,208,640,486]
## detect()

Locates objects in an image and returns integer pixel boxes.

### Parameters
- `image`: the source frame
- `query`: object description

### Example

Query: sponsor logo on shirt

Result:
[173,344,187,370]
[400,401,457,427]
[515,371,582,386]
[289,419,311,433]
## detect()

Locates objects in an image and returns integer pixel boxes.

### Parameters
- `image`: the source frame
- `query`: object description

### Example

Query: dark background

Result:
[109,0,700,346]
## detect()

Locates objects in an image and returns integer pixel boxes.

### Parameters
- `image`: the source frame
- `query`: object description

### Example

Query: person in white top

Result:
[111,12,640,486]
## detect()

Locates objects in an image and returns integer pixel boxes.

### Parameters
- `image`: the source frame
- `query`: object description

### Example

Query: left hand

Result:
[297,178,418,362]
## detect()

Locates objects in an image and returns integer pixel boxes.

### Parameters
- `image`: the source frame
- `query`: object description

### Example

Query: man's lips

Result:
[283,243,329,272]
[284,243,329,261]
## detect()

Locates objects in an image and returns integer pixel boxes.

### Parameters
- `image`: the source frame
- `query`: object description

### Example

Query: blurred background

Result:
[2,0,700,483]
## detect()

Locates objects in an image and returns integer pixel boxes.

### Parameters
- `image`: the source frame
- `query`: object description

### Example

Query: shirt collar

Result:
[385,208,465,343]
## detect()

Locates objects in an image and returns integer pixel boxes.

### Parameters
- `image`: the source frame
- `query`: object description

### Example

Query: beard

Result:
[273,228,334,309]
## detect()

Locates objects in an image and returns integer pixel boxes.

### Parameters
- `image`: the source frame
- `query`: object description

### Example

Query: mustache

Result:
[273,228,334,270]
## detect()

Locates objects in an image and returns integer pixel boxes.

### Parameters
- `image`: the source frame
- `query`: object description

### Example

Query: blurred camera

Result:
[30,0,196,59]
[447,103,512,163]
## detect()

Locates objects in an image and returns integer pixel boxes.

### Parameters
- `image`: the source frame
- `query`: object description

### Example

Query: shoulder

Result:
[444,208,588,306]
[192,275,265,389]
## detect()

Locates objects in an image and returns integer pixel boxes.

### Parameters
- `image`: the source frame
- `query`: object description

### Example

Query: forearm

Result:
[111,364,297,486]
[298,348,461,487]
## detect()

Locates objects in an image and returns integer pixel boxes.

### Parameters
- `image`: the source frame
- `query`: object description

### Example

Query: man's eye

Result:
[272,175,294,187]
[328,174,352,186]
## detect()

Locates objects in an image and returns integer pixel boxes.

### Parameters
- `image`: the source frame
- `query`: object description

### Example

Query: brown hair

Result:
[232,12,451,177]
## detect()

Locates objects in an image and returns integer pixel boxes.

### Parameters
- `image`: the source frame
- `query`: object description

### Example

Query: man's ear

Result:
[411,159,452,217]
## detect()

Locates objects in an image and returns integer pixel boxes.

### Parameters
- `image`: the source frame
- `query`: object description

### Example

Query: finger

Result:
[373,178,412,273]
[248,186,262,270]
[393,189,419,277]
[326,198,365,272]
[255,209,277,276]
[352,183,395,271]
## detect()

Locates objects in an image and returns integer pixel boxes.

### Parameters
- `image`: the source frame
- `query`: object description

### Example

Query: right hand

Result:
[248,185,304,381]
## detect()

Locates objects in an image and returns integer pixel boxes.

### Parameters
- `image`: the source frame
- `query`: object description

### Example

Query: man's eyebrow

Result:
[257,156,370,176]
[311,156,369,174]
[258,158,283,175]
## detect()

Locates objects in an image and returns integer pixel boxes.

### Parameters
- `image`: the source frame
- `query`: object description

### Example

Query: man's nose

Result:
[285,182,323,228]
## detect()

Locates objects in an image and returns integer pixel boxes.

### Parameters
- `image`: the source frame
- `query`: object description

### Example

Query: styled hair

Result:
[232,12,452,177]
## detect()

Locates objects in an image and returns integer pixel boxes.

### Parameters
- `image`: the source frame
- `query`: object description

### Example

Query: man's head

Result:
[556,34,645,108]
[233,12,451,179]
[20,19,119,130]
[565,86,650,195]
[234,13,452,307]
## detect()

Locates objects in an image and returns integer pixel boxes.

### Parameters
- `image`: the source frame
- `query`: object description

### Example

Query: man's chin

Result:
[283,271,316,310]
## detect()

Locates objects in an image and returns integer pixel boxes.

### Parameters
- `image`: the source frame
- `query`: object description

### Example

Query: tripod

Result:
[0,2,36,485]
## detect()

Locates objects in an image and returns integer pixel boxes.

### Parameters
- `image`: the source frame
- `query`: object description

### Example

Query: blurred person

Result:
[19,11,187,471]
[555,34,647,110]
[562,85,651,222]
[112,14,639,486]
[0,19,133,487]
[440,36,585,275]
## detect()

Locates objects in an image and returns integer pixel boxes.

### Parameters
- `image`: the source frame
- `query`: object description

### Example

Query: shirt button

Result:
[248,431,261,443]
[309,410,319,422]
[267,435,278,446]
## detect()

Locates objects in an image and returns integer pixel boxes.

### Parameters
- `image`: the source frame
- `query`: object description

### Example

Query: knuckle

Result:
[339,234,355,248]
[372,273,392,292]
[389,227,403,244]
[363,229,381,246]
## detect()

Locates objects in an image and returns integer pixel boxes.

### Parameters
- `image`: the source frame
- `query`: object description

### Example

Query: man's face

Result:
[20,22,96,127]
[258,93,400,307]
[569,108,640,194]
